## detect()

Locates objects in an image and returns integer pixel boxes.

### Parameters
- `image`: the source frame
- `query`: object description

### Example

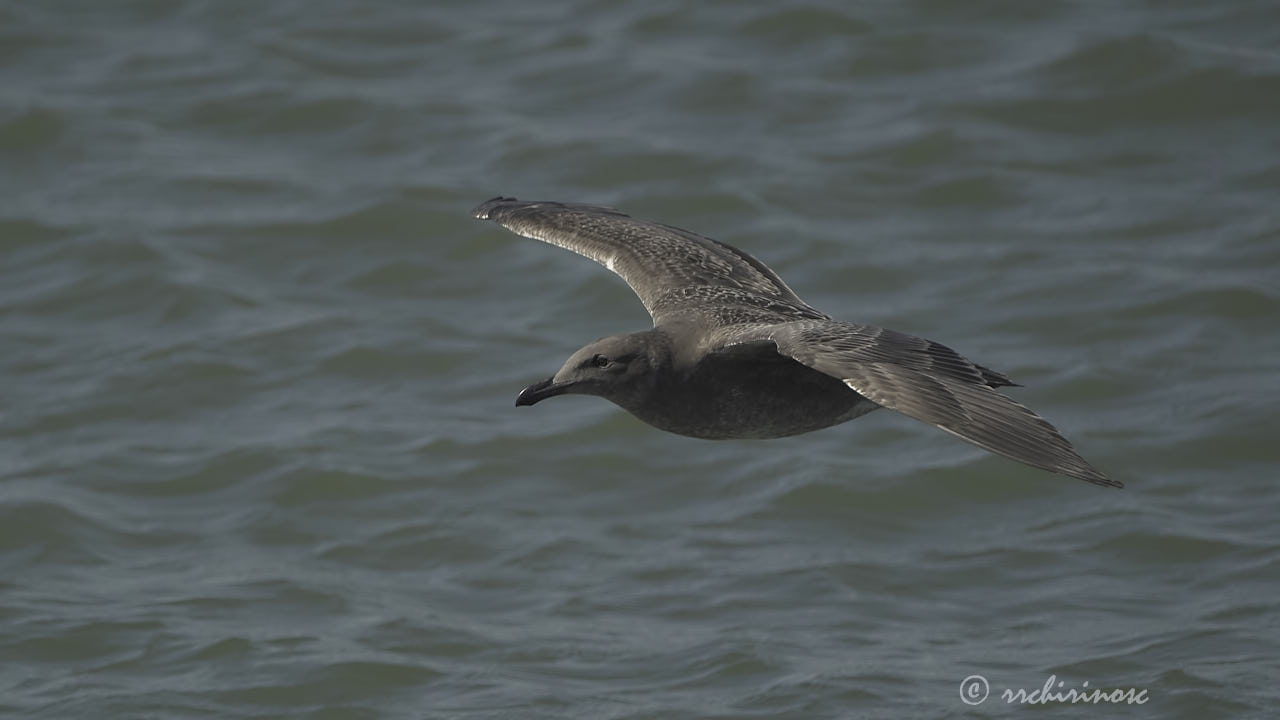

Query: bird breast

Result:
[628,351,878,439]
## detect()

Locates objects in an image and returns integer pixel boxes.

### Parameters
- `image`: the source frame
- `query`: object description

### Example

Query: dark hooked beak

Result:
[515,376,569,407]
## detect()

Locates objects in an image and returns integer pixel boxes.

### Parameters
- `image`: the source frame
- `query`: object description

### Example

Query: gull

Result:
[473,197,1118,488]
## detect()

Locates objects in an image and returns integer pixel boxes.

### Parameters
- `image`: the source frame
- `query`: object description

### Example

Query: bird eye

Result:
[592,354,611,368]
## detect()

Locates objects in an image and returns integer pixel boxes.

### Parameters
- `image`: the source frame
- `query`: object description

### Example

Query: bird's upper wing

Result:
[714,321,1118,487]
[472,197,824,324]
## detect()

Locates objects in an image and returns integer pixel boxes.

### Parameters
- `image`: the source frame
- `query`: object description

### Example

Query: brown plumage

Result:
[474,197,1117,488]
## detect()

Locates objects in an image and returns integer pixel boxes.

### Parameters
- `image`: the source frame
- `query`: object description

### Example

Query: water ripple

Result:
[2,1,1278,717]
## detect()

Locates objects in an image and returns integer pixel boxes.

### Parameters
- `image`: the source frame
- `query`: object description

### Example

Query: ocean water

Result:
[2,1,1279,718]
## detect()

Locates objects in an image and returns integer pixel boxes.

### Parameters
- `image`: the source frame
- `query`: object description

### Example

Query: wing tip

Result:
[472,196,520,221]
[1070,466,1124,489]
[472,197,635,224]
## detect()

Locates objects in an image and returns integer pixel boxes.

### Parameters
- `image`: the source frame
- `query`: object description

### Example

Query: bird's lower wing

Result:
[741,324,1119,488]
[841,362,1117,487]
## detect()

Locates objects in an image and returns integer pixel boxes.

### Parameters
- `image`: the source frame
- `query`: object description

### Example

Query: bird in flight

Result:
[473,197,1118,488]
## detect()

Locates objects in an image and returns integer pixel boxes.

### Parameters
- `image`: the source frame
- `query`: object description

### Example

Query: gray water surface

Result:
[3,1,1279,718]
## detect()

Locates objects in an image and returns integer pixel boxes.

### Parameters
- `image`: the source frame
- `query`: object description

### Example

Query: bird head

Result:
[516,331,664,412]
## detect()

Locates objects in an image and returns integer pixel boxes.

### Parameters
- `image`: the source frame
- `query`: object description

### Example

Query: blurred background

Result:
[2,1,1278,717]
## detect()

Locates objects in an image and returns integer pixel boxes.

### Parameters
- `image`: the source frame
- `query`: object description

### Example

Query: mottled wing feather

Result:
[838,363,1115,487]
[717,321,1117,487]
[472,197,821,323]
[718,321,1018,388]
